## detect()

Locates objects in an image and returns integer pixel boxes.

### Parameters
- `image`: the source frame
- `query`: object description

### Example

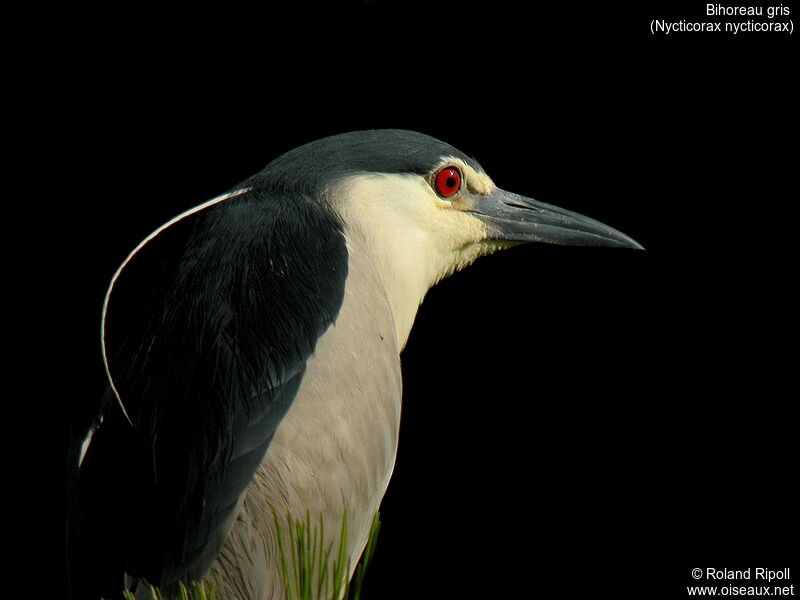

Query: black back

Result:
[70,185,348,598]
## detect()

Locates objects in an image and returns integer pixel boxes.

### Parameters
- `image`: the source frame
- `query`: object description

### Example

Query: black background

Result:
[40,2,796,598]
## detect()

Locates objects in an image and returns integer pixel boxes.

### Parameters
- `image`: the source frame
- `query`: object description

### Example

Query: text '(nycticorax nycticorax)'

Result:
[69,130,641,600]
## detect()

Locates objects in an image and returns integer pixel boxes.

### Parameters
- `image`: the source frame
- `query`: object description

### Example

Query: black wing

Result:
[69,186,348,599]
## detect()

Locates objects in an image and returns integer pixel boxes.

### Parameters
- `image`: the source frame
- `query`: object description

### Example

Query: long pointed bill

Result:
[472,189,643,249]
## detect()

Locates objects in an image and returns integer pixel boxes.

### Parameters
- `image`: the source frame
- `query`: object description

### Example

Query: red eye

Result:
[434,167,461,198]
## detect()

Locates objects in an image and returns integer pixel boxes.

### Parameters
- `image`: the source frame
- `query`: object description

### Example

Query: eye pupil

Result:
[434,167,462,198]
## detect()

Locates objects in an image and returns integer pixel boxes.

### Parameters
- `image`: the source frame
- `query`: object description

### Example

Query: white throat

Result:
[332,174,486,349]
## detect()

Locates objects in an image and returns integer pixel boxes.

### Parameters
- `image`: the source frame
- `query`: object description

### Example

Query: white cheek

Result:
[435,197,455,209]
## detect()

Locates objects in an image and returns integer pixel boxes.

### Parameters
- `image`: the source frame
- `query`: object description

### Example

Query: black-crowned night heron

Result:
[69,130,641,599]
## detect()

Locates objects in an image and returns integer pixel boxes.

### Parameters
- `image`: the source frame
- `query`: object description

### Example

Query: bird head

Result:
[249,129,642,345]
